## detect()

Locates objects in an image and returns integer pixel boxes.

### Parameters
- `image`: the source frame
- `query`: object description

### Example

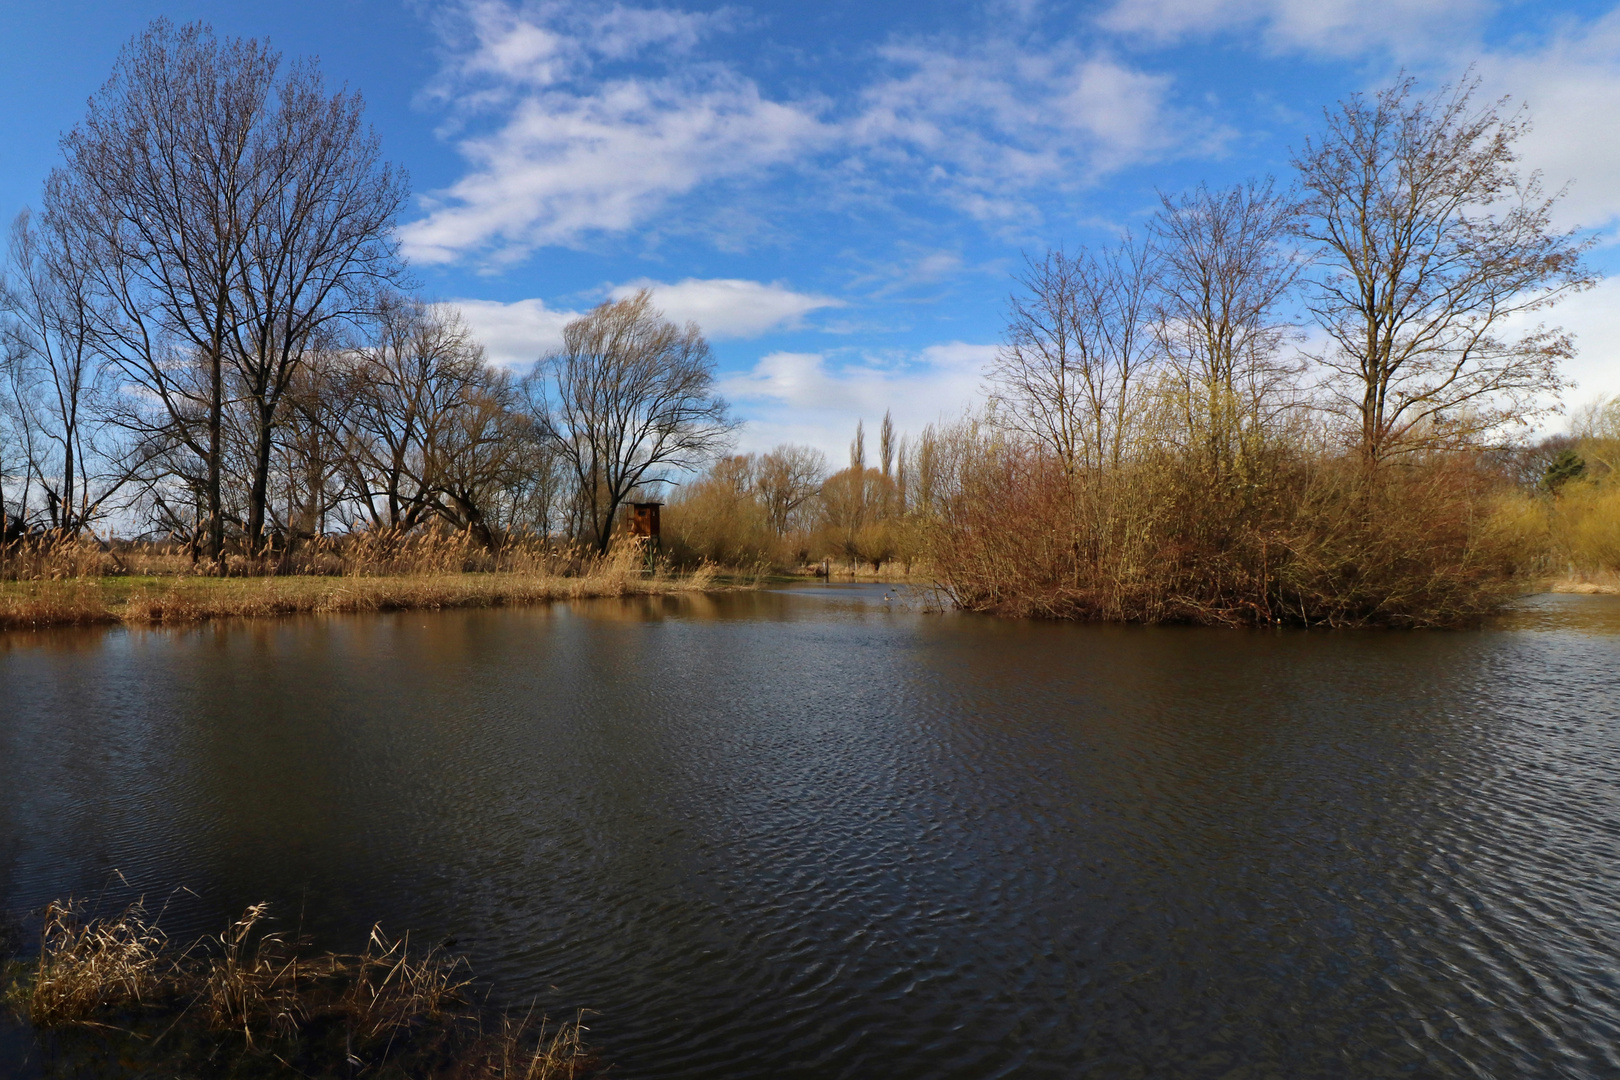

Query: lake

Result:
[2,586,1619,1078]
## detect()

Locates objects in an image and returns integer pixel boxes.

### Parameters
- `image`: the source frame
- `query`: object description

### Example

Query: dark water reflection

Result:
[3,587,1620,1078]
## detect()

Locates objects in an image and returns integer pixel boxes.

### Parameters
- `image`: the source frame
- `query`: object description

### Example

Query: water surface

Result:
[2,587,1619,1078]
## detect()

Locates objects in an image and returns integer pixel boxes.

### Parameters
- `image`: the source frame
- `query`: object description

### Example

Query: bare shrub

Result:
[927,419,1524,627]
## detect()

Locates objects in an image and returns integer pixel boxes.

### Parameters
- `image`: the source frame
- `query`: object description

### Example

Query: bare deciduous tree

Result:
[341,298,486,534]
[988,238,1157,477]
[226,59,407,550]
[0,210,125,534]
[45,19,405,558]
[755,445,826,536]
[1294,74,1594,463]
[425,368,532,549]
[534,290,734,554]
[1151,179,1302,481]
[273,345,347,541]
[47,21,277,559]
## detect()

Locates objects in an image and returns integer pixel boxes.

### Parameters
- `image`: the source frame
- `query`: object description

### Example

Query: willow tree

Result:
[533,291,734,554]
[340,298,495,536]
[1294,75,1594,464]
[755,444,826,536]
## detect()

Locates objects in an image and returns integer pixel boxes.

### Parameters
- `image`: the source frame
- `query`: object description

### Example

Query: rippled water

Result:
[3,587,1620,1078]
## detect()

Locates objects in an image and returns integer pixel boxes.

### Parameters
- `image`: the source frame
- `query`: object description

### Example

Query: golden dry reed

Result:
[0,529,721,631]
[5,895,592,1079]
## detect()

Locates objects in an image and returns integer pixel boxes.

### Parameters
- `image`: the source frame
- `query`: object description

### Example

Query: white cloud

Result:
[402,2,826,263]
[1094,0,1620,242]
[402,75,826,263]
[1098,0,1489,56]
[1551,277,1620,412]
[403,1,1209,264]
[1472,9,1620,234]
[720,343,996,458]
[453,277,841,365]
[453,296,579,366]
[435,0,727,89]
[851,45,1205,222]
[608,278,843,339]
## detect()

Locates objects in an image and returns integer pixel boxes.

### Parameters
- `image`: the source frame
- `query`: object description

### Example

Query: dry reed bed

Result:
[2,896,591,1079]
[0,537,723,631]
[1547,572,1620,595]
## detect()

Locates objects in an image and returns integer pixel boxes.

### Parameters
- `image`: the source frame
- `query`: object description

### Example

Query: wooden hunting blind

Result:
[624,501,663,549]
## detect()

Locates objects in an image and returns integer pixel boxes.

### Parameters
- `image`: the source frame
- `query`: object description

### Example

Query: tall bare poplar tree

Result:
[534,291,734,554]
[1294,75,1593,463]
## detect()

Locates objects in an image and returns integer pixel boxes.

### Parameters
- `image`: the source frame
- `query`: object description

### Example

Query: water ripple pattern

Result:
[2,588,1619,1078]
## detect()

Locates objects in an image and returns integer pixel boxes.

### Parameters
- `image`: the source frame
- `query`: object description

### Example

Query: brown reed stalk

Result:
[26,898,169,1028]
[5,898,595,1078]
[0,528,731,631]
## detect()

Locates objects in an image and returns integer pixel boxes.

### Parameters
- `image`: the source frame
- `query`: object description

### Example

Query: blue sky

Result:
[4,0,1618,457]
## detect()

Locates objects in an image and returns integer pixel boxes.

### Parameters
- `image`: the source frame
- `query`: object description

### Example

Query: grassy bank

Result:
[2,896,591,1079]
[0,559,721,632]
[1546,573,1620,595]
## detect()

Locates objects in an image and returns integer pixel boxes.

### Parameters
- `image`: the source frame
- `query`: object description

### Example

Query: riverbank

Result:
[1546,573,1620,595]
[0,563,724,632]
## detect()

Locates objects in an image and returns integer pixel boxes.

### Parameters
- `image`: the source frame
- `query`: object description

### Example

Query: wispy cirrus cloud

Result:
[427,0,733,95]
[454,277,842,365]
[609,278,844,338]
[402,78,826,264]
[1097,0,1491,57]
[854,44,1209,223]
[401,2,828,264]
[402,1,1208,266]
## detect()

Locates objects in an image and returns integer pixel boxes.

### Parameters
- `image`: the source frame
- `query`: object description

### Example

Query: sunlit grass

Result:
[0,545,722,631]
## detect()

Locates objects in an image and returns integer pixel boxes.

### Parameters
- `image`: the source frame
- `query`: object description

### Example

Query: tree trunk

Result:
[206,345,225,569]
[247,402,276,553]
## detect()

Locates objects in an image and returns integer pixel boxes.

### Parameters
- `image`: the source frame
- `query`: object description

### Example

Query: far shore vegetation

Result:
[0,533,725,632]
[2,21,1616,631]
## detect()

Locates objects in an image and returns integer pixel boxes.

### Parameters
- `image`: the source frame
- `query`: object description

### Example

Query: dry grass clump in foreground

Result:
[4,896,592,1079]
[0,540,721,631]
